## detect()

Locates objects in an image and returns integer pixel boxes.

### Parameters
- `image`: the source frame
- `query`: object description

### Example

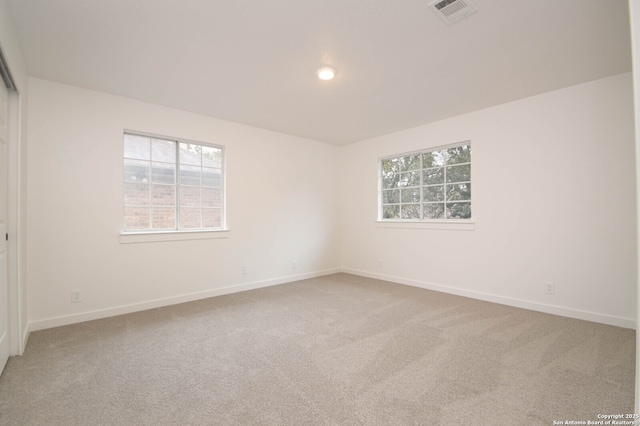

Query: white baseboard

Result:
[28,268,341,332]
[21,323,30,355]
[27,267,635,332]
[341,268,636,330]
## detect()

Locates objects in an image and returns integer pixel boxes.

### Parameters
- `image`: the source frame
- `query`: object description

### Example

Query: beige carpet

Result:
[0,273,635,425]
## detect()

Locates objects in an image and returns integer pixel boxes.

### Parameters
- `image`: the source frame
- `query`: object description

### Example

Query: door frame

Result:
[6,88,24,356]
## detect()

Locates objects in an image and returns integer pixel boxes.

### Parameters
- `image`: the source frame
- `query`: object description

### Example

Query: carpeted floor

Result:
[0,273,635,425]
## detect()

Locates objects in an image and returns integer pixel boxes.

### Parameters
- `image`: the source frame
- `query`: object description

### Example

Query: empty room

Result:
[0,0,638,424]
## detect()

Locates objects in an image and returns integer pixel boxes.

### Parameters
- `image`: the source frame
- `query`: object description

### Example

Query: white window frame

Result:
[120,131,229,243]
[377,141,473,230]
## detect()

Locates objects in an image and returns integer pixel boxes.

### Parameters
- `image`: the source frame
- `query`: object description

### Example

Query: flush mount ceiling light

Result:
[317,67,336,80]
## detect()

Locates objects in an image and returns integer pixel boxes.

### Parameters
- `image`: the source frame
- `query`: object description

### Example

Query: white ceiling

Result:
[7,0,632,145]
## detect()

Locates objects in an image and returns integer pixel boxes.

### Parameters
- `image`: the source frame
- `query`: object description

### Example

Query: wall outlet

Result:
[242,265,248,275]
[71,289,83,303]
[545,282,555,295]
[292,259,299,269]
[378,259,384,268]
[311,258,317,267]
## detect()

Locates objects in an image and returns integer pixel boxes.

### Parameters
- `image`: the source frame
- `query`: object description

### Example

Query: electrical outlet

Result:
[292,260,299,269]
[71,289,83,303]
[378,259,384,268]
[311,258,317,267]
[242,265,248,275]
[545,282,555,295]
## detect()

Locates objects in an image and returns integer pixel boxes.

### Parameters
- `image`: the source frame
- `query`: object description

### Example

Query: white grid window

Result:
[123,132,224,232]
[380,143,471,221]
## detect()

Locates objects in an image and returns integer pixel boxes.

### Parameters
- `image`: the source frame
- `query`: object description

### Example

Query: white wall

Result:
[25,73,637,330]
[26,78,341,329]
[340,72,637,328]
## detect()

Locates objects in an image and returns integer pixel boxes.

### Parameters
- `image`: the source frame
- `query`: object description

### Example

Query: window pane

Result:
[423,203,445,219]
[180,164,201,186]
[151,162,175,184]
[400,155,421,172]
[202,188,222,208]
[423,150,446,168]
[152,208,176,229]
[398,171,420,187]
[124,134,150,160]
[151,185,175,206]
[401,188,420,203]
[381,158,400,174]
[180,186,201,207]
[380,143,470,222]
[152,139,176,163]
[446,144,471,165]
[401,204,420,219]
[202,208,222,228]
[202,167,221,188]
[446,164,470,183]
[382,189,399,204]
[423,185,444,202]
[124,207,150,230]
[382,172,399,189]
[125,133,225,232]
[423,168,444,185]
[202,146,222,168]
[179,208,202,229]
[382,205,400,219]
[446,202,471,219]
[446,183,471,201]
[180,143,202,166]
[124,159,150,183]
[124,183,149,206]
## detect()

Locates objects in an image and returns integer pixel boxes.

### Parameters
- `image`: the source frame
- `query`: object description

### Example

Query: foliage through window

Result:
[380,143,471,221]
[123,132,224,231]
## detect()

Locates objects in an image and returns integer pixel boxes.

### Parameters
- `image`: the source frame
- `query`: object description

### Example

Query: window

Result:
[123,132,224,232]
[380,142,471,221]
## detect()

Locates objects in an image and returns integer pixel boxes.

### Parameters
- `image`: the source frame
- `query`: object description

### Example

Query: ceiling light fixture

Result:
[317,67,336,80]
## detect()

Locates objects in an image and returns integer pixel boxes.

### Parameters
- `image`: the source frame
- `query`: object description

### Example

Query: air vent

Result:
[428,0,478,25]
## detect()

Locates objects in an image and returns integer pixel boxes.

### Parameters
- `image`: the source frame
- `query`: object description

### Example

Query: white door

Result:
[0,81,9,373]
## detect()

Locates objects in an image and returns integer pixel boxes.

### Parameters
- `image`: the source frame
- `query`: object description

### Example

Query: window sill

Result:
[119,229,230,244]
[375,220,474,231]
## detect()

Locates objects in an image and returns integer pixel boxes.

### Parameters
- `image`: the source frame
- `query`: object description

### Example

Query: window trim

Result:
[375,220,474,231]
[119,229,230,244]
[121,130,227,235]
[378,141,473,224]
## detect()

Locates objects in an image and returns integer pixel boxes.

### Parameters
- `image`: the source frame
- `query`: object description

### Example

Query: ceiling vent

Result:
[428,0,478,25]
